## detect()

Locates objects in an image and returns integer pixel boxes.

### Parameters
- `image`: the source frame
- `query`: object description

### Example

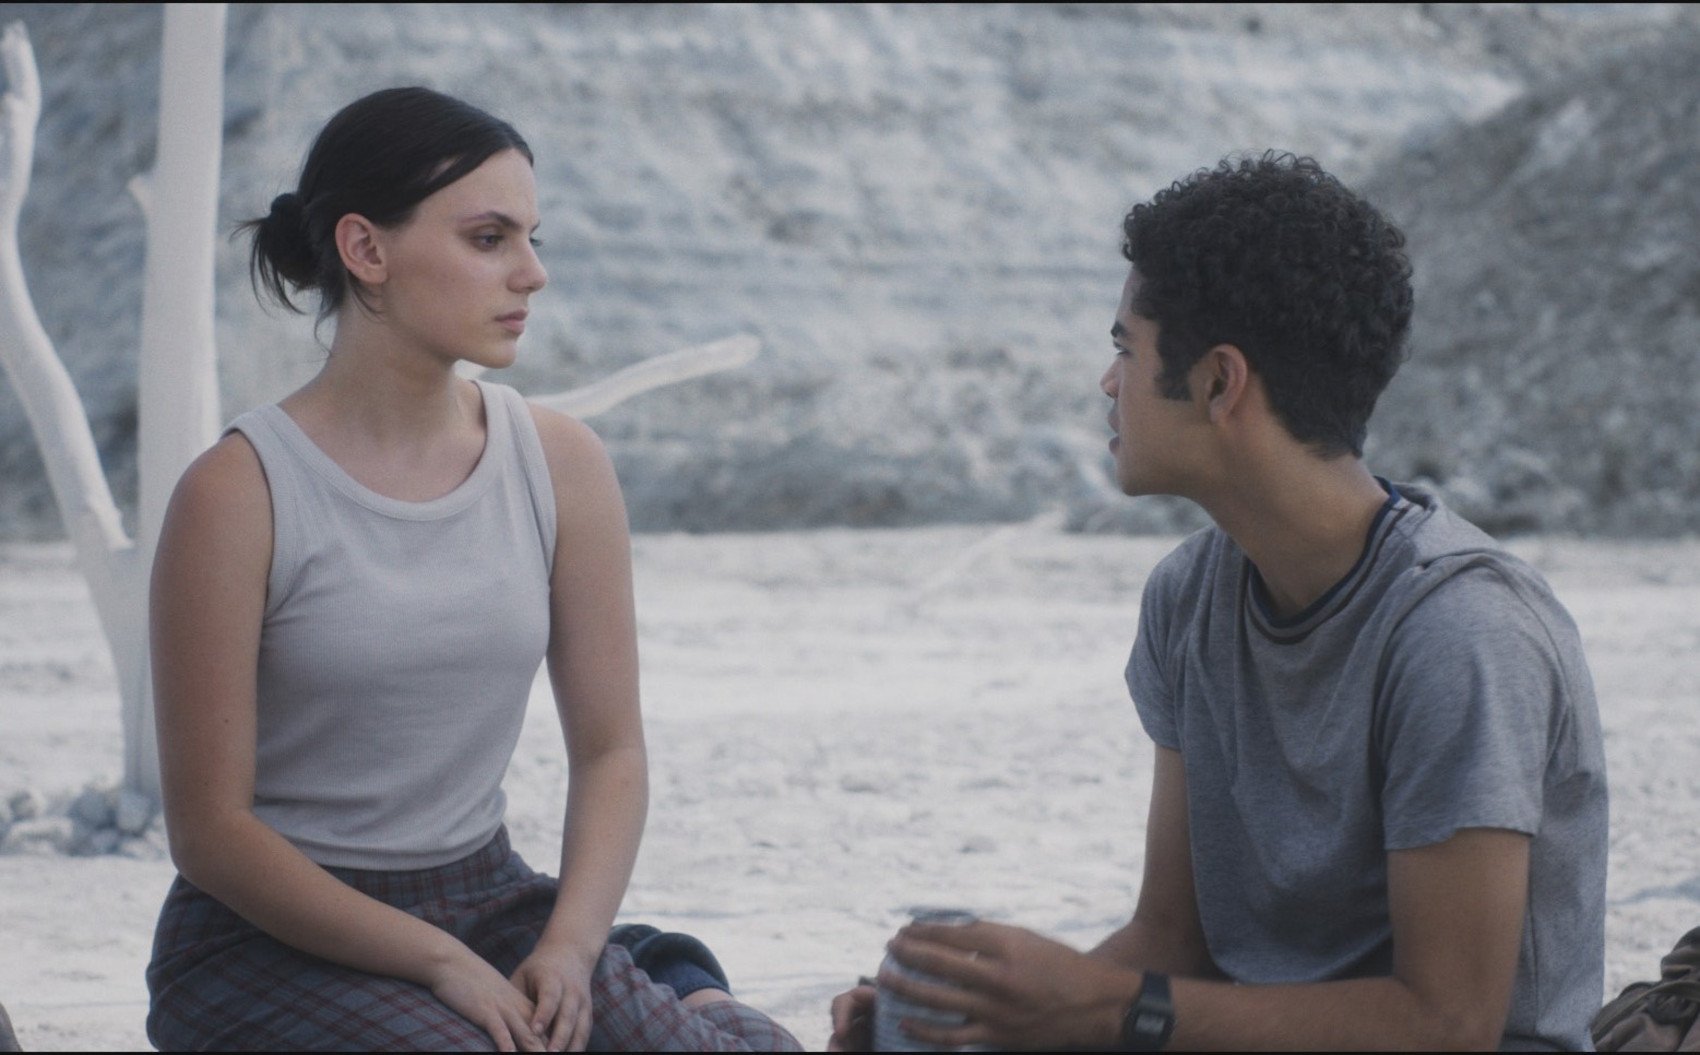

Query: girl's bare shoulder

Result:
[525,402,618,487]
[160,432,272,550]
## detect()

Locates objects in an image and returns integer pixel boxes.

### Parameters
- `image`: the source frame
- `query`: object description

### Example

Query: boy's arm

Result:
[1155,826,1529,1050]
[882,749,1530,1050]
[1089,747,1221,978]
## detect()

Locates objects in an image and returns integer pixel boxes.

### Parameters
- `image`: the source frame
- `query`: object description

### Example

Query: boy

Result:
[834,153,1607,1051]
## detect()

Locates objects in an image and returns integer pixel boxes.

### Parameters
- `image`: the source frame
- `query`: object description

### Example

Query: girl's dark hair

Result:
[241,87,533,319]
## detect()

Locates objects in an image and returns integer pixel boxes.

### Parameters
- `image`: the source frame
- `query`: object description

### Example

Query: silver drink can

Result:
[873,907,980,1053]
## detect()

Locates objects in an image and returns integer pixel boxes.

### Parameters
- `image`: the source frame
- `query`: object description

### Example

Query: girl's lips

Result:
[498,312,527,334]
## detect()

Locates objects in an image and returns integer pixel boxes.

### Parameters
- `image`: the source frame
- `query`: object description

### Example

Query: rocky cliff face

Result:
[0,3,1688,536]
[1366,25,1700,537]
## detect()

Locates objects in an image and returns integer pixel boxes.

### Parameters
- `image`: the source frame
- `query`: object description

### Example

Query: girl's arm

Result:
[511,407,649,1052]
[151,434,546,1053]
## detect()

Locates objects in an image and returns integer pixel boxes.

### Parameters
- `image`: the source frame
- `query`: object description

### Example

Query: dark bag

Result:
[1593,926,1700,1051]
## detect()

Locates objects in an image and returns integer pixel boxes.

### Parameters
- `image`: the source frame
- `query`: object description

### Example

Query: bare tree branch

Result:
[0,9,227,806]
[1,21,42,212]
[0,22,133,635]
[898,506,1068,615]
[531,334,761,418]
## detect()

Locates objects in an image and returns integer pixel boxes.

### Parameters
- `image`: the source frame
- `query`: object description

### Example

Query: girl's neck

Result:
[292,310,477,447]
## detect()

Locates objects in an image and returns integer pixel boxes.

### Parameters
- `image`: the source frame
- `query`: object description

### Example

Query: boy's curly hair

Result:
[1121,152,1414,457]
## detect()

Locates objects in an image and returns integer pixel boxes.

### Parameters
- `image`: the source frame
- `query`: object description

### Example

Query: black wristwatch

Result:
[1119,971,1175,1051]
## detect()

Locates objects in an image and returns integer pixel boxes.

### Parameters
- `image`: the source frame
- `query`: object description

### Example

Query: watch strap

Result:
[1119,971,1175,1051]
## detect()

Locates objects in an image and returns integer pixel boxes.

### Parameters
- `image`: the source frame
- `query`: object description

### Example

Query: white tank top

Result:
[226,380,556,869]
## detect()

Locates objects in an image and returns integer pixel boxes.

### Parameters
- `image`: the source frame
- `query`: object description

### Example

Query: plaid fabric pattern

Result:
[147,828,802,1052]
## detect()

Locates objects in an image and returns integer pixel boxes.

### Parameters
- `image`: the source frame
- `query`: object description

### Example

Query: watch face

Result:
[1135,1011,1166,1036]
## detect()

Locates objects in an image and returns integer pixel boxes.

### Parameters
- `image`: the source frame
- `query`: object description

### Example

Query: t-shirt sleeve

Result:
[1127,565,1181,751]
[1376,562,1568,851]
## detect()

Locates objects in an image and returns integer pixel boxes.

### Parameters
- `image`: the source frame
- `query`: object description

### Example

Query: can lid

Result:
[905,906,978,925]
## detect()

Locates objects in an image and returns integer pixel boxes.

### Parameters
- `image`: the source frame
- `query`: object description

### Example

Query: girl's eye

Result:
[529,237,543,249]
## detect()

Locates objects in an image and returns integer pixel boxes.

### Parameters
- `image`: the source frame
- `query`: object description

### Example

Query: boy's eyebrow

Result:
[1111,322,1128,341]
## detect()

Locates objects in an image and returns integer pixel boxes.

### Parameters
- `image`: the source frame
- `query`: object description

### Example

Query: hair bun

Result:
[268,192,305,229]
[253,191,318,292]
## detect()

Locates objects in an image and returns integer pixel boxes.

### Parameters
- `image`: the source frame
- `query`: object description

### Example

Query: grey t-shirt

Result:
[1126,483,1607,1050]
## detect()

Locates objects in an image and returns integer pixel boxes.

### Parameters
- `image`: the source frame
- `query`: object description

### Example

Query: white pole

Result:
[137,2,225,552]
[129,2,228,800]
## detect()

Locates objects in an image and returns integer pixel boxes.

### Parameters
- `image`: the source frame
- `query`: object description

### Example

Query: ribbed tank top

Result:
[225,380,556,870]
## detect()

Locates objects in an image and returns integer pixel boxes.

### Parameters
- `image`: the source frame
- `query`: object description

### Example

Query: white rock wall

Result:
[0,3,1686,533]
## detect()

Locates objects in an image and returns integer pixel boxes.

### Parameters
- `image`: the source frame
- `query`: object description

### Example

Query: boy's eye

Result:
[475,233,502,247]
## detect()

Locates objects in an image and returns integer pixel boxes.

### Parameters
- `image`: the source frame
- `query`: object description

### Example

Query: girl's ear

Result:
[334,213,387,288]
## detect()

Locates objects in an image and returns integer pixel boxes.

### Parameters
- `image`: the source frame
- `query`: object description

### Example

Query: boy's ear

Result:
[1199,343,1250,423]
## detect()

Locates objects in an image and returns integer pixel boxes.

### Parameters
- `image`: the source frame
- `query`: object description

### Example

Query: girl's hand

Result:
[510,938,598,1052]
[429,950,546,1052]
[827,981,877,1051]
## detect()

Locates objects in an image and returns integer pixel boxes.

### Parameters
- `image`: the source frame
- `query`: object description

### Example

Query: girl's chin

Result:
[464,345,519,371]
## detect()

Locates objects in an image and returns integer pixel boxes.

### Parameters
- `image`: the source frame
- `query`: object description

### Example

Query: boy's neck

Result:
[1199,455,1390,622]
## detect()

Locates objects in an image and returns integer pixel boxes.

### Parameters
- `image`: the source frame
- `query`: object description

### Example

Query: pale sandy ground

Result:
[2,528,1697,1051]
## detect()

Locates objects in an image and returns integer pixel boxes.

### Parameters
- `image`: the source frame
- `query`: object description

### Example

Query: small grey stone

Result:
[117,833,168,861]
[115,789,156,835]
[70,787,116,829]
[69,825,121,856]
[86,828,122,855]
[7,789,42,822]
[4,816,74,855]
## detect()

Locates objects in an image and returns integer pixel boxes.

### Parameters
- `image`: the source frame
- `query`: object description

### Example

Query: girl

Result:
[145,87,799,1053]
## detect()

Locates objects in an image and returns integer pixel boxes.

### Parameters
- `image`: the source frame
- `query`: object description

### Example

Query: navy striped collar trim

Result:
[1244,481,1410,644]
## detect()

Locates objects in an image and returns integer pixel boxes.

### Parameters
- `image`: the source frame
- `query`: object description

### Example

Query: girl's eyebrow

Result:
[458,210,540,232]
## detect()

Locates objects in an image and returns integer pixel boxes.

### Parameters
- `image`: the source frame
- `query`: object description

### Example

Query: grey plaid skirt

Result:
[145,828,801,1052]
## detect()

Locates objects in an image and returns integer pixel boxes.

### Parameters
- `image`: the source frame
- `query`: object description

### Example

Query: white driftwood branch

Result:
[0,9,228,807]
[0,22,134,640]
[0,22,39,207]
[899,506,1069,614]
[531,334,761,418]
[127,171,152,215]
